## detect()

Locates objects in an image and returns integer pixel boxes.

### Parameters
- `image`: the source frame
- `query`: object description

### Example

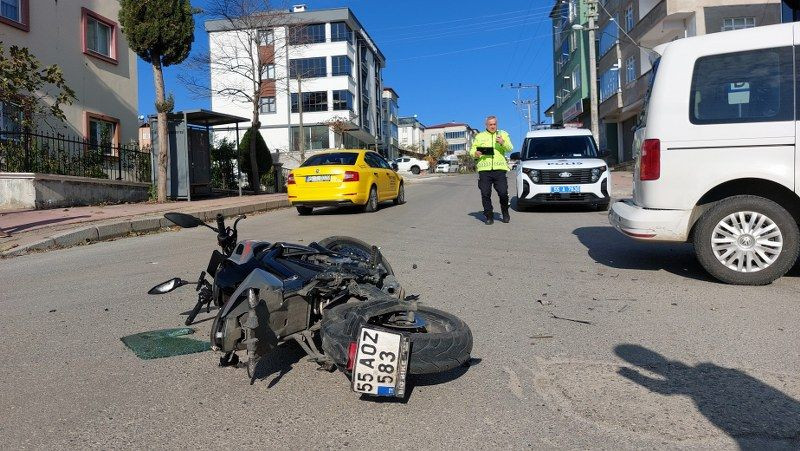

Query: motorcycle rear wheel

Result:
[321,300,473,375]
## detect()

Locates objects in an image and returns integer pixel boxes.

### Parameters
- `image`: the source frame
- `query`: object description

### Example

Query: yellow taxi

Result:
[287,150,405,215]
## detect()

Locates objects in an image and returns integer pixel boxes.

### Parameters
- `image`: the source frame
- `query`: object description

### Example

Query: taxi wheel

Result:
[296,206,313,216]
[363,186,378,212]
[393,184,405,205]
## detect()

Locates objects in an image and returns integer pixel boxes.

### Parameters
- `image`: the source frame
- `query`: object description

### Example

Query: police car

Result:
[513,127,611,211]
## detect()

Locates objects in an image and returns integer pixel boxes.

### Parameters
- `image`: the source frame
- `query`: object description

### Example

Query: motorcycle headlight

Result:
[591,166,606,183]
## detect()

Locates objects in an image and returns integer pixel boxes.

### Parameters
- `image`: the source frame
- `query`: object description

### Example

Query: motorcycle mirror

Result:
[164,212,205,229]
[148,277,189,295]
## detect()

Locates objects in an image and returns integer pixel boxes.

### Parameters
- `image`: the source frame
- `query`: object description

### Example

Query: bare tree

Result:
[321,113,357,149]
[181,0,314,193]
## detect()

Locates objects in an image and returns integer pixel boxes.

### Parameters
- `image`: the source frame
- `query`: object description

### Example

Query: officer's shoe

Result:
[501,209,511,223]
[484,213,494,225]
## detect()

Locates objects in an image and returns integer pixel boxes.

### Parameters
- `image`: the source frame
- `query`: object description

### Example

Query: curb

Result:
[1,198,290,258]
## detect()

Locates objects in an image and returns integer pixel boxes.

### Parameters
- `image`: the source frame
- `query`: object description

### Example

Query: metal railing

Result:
[0,130,151,183]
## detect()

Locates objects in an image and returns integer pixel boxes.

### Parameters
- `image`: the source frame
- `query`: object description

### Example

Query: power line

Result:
[369,6,553,33]
[381,15,554,44]
[503,0,538,81]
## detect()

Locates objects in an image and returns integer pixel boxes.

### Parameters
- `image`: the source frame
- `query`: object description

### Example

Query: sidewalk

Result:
[0,193,289,258]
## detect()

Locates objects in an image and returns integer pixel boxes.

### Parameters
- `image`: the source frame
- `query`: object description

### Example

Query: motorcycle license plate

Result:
[352,327,410,398]
[306,175,331,182]
[550,185,581,193]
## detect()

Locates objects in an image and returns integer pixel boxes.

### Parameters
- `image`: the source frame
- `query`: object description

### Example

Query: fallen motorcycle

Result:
[148,212,472,398]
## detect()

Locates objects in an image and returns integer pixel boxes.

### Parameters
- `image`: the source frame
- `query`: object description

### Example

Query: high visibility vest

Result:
[469,130,513,171]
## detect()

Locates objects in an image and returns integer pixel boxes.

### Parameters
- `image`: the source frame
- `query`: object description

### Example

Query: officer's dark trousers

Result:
[478,170,509,216]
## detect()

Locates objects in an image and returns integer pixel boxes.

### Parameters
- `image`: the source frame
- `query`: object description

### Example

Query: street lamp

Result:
[572,22,600,143]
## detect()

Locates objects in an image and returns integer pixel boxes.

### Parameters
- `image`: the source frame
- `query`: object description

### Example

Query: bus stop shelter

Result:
[150,109,248,200]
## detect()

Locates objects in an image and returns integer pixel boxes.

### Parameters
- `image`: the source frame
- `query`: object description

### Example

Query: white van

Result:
[513,128,611,210]
[609,22,799,285]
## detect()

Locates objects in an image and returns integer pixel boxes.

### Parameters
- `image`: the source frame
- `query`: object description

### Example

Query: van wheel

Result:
[411,166,420,175]
[363,186,378,213]
[693,195,799,285]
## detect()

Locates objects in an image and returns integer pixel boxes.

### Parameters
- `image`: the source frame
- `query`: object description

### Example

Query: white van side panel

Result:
[636,23,796,211]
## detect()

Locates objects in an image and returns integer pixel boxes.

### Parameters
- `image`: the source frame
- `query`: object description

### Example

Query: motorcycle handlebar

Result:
[216,214,226,236]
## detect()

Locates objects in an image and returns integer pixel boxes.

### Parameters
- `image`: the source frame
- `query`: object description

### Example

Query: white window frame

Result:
[625,4,634,32]
[258,28,274,45]
[721,17,755,32]
[259,96,276,114]
[625,56,636,85]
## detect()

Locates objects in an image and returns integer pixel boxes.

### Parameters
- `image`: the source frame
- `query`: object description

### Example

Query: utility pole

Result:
[586,0,600,143]
[514,99,536,131]
[500,83,542,126]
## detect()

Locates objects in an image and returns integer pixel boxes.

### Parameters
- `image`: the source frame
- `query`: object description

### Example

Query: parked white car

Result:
[436,159,458,173]
[394,157,429,175]
[609,22,799,285]
[513,128,611,211]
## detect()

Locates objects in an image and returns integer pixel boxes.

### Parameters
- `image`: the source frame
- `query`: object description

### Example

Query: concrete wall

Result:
[1,0,138,143]
[0,173,148,210]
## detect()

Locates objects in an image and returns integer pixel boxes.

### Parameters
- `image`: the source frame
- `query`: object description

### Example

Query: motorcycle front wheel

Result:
[318,236,394,275]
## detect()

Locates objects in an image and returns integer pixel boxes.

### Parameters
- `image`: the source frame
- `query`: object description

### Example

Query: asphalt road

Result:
[2,174,799,449]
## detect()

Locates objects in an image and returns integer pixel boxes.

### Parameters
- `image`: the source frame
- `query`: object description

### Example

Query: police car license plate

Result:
[550,185,581,193]
[352,327,410,398]
[306,175,331,182]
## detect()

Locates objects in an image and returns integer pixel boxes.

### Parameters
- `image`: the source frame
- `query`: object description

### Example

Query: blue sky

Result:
[137,0,556,145]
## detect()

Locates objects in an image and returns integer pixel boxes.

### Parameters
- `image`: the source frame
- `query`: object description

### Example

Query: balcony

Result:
[631,0,695,49]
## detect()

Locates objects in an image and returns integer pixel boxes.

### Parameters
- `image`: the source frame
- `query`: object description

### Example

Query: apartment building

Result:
[397,115,426,153]
[379,87,400,159]
[596,0,783,162]
[423,122,475,158]
[550,0,592,128]
[205,6,385,166]
[0,0,139,144]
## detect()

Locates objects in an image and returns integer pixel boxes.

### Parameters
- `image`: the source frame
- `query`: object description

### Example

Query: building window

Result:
[569,31,577,53]
[690,47,793,124]
[291,125,330,150]
[624,4,634,32]
[82,8,117,64]
[291,91,328,113]
[0,0,27,31]
[331,21,352,44]
[722,17,756,32]
[572,66,581,90]
[599,18,618,57]
[0,101,22,141]
[261,63,276,80]
[258,28,274,45]
[625,56,636,84]
[444,131,465,139]
[289,23,325,44]
[448,143,466,152]
[599,68,621,102]
[331,55,352,77]
[332,90,353,111]
[289,57,326,78]
[86,113,119,155]
[259,96,276,114]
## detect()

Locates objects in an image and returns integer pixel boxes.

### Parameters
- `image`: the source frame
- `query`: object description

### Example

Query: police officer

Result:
[469,115,513,225]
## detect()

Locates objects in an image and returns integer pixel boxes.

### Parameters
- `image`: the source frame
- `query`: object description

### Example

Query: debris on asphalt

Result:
[412,263,418,269]
[617,304,629,313]
[537,299,552,306]
[671,303,678,306]
[487,271,493,276]
[549,313,592,325]
[445,260,451,264]
[529,335,553,339]
[48,309,56,313]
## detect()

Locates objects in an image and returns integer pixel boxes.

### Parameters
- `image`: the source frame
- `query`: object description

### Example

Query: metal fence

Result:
[0,130,152,183]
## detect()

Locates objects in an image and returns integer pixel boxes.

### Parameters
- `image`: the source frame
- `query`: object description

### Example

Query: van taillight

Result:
[287,173,295,184]
[344,171,359,182]
[640,139,660,181]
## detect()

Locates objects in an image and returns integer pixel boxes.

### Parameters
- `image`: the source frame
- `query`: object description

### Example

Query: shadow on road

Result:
[300,202,400,216]
[615,344,800,448]
[573,226,711,281]
[248,341,306,388]
[2,215,92,234]
[361,357,482,404]
[511,196,599,213]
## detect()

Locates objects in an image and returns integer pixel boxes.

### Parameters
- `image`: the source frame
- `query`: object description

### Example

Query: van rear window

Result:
[301,152,358,166]
[689,47,794,125]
